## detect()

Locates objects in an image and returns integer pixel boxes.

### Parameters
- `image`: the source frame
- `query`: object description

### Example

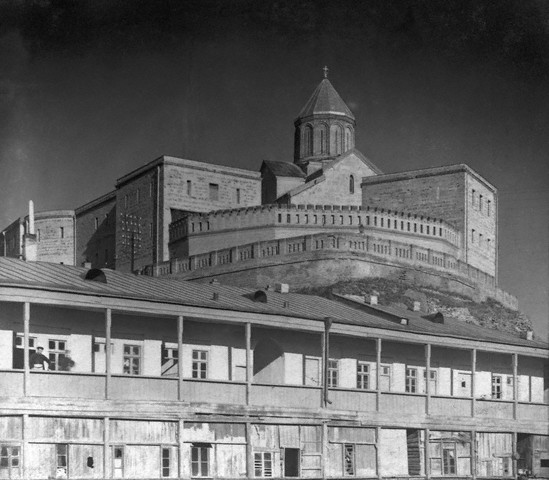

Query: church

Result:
[1,69,509,309]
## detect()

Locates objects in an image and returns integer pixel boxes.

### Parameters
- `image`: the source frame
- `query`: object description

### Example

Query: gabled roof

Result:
[315,148,383,177]
[261,160,306,178]
[0,257,545,351]
[297,78,355,120]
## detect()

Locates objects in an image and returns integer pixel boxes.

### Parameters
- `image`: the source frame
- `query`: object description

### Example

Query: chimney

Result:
[367,292,379,305]
[82,261,92,269]
[28,200,35,235]
[526,330,534,341]
[275,283,289,294]
[413,301,421,312]
[400,318,409,325]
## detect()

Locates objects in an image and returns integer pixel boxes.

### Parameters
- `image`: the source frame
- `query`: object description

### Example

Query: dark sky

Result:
[1,0,548,339]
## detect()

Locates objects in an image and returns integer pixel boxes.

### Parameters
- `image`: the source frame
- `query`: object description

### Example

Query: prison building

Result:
[0,257,547,479]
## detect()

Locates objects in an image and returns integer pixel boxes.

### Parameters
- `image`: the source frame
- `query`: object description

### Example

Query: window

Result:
[380,364,391,391]
[487,200,491,216]
[192,350,208,379]
[37,229,40,241]
[187,180,192,196]
[357,362,370,390]
[191,444,210,477]
[136,188,140,203]
[60,227,64,239]
[0,445,20,478]
[209,183,219,201]
[328,359,339,388]
[236,188,241,204]
[56,444,68,476]
[162,448,171,477]
[124,195,128,208]
[15,334,36,350]
[479,194,483,211]
[471,229,476,243]
[48,339,67,371]
[344,444,355,476]
[123,344,141,375]
[406,367,417,393]
[113,446,124,478]
[471,189,476,207]
[429,433,471,476]
[492,375,503,399]
[349,175,355,194]
[254,452,273,477]
[304,125,313,156]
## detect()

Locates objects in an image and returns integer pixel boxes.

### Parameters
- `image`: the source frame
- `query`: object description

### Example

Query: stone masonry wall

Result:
[35,212,75,265]
[75,194,116,269]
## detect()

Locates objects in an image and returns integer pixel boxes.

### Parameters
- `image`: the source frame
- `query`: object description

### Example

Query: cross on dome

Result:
[323,65,329,78]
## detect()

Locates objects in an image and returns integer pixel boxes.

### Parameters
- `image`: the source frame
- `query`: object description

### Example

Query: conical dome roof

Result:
[297,78,355,120]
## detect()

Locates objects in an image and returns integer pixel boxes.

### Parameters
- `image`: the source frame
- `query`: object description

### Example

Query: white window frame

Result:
[406,367,418,393]
[356,361,370,390]
[343,444,355,476]
[191,444,211,478]
[254,451,273,477]
[48,339,67,372]
[192,350,208,379]
[123,344,142,375]
[328,359,339,388]
[112,445,124,478]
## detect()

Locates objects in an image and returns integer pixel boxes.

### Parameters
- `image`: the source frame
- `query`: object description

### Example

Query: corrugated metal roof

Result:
[0,258,545,350]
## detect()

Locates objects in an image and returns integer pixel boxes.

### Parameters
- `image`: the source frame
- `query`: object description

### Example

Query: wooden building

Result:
[0,257,547,479]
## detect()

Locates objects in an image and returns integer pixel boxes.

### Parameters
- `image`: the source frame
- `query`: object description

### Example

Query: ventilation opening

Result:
[84,268,107,283]
[253,290,268,303]
[423,312,444,324]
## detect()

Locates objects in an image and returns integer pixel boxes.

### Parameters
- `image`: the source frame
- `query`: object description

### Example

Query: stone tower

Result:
[294,67,356,175]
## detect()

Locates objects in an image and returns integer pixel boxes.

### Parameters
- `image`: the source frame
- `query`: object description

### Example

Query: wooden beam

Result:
[246,322,252,406]
[471,429,477,480]
[471,348,476,418]
[246,422,254,479]
[22,414,28,478]
[178,419,185,479]
[103,416,110,478]
[322,422,328,480]
[376,426,382,480]
[23,302,30,396]
[178,315,184,401]
[425,428,431,480]
[105,308,112,400]
[376,338,382,412]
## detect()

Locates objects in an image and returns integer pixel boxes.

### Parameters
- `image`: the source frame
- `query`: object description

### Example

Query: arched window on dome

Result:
[335,126,343,154]
[304,125,313,157]
[331,124,343,155]
[345,127,353,150]
[349,175,355,194]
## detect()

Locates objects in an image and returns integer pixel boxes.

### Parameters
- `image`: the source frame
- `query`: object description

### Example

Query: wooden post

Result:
[425,343,431,415]
[376,426,382,480]
[105,308,112,400]
[471,348,476,417]
[104,417,110,478]
[246,422,254,479]
[512,431,518,478]
[178,419,185,479]
[246,323,252,406]
[376,338,382,412]
[178,315,184,401]
[22,414,28,478]
[425,428,431,480]
[471,429,477,480]
[513,354,518,420]
[322,422,328,480]
[23,302,30,396]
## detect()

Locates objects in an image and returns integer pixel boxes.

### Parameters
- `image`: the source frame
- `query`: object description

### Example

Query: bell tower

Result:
[294,67,356,175]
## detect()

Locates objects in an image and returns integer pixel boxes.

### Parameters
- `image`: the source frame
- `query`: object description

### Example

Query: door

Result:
[283,448,300,477]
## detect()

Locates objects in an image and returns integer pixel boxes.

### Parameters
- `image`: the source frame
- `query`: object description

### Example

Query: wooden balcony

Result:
[250,384,322,409]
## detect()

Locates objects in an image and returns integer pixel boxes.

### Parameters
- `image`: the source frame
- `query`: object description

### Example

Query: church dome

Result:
[294,68,356,170]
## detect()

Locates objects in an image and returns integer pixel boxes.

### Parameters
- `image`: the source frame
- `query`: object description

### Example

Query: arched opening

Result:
[345,127,353,150]
[349,175,355,194]
[331,124,343,155]
[304,125,313,157]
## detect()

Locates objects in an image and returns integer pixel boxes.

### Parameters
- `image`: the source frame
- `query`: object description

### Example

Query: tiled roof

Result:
[297,79,355,120]
[0,258,545,350]
[261,161,306,178]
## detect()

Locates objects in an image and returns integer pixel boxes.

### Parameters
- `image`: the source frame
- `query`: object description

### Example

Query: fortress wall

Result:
[464,175,497,277]
[34,213,75,265]
[75,195,116,268]
[361,170,466,231]
[116,170,158,272]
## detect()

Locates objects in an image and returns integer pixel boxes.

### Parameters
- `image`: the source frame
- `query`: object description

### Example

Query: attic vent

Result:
[212,292,219,301]
[84,268,107,283]
[424,312,444,324]
[253,290,268,303]
[283,300,289,308]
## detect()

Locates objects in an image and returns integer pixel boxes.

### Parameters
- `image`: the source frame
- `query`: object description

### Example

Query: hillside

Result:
[297,277,533,338]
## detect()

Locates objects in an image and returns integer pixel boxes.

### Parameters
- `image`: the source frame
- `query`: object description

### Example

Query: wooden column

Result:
[471,429,477,480]
[376,338,382,412]
[471,348,477,417]
[512,353,518,420]
[322,422,328,480]
[105,309,112,400]
[376,426,382,480]
[178,419,185,479]
[245,323,252,406]
[23,302,30,396]
[246,422,255,479]
[425,428,431,480]
[177,315,184,401]
[103,417,110,479]
[512,431,518,478]
[425,343,431,415]
[22,414,29,478]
